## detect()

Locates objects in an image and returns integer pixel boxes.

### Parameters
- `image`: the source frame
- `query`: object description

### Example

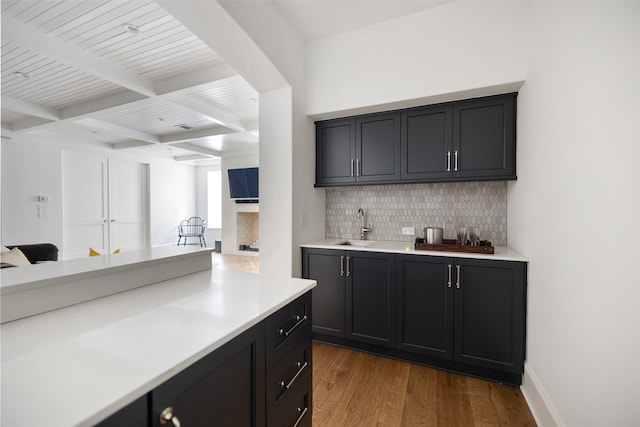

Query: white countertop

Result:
[301,238,528,262]
[1,268,316,427]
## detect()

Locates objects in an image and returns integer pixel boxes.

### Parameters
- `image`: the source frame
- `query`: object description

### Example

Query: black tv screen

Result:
[228,167,259,199]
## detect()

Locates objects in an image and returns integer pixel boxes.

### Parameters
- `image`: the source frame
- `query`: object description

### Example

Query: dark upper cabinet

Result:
[316,113,400,186]
[452,94,516,180]
[316,118,355,185]
[302,248,395,348]
[401,104,453,181]
[355,112,401,183]
[316,93,517,186]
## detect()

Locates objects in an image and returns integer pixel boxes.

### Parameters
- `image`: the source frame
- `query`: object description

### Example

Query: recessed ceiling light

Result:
[174,124,192,130]
[14,71,31,79]
[123,23,140,35]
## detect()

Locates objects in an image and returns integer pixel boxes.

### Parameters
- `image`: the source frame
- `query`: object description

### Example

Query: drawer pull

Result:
[279,315,308,337]
[278,361,309,390]
[293,406,308,427]
[159,406,181,427]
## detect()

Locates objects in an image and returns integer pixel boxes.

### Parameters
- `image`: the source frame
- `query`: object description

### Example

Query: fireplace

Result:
[237,212,259,252]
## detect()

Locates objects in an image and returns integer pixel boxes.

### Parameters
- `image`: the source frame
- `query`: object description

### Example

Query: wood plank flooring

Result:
[312,342,537,427]
[219,254,536,426]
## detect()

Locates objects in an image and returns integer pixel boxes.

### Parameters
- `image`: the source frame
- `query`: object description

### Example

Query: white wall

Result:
[196,162,223,247]
[1,135,197,254]
[305,1,640,426]
[306,0,530,118]
[508,2,640,426]
[220,153,259,255]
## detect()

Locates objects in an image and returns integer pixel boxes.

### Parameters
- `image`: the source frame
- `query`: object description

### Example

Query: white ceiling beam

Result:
[172,142,222,158]
[160,126,234,144]
[2,96,60,121]
[11,116,56,132]
[155,63,238,95]
[164,94,245,132]
[111,141,154,150]
[174,154,213,162]
[2,19,157,97]
[74,118,160,143]
[60,91,149,120]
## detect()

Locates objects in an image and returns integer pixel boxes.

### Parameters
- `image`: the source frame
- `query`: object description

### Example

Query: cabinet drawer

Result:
[266,338,312,408]
[267,376,312,427]
[266,293,312,372]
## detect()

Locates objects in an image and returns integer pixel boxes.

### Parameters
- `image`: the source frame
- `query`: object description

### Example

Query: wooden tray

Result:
[414,239,495,254]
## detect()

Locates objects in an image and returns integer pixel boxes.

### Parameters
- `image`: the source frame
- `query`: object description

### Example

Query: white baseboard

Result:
[521,363,564,427]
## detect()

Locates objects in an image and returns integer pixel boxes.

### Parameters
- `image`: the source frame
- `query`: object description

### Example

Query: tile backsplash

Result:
[326,181,507,245]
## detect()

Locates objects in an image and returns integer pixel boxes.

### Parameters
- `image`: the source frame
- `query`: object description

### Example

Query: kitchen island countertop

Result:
[1,268,316,427]
[301,238,528,262]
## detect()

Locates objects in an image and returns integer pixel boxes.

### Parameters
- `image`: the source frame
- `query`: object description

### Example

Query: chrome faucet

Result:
[357,208,372,240]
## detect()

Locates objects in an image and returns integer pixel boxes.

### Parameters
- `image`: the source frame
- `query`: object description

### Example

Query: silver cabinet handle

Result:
[447,264,452,288]
[356,158,360,177]
[454,150,459,172]
[456,264,461,289]
[110,219,115,223]
[346,256,351,277]
[159,407,181,427]
[279,315,307,337]
[278,361,308,390]
[447,151,451,172]
[340,256,344,277]
[293,406,309,427]
[351,159,355,177]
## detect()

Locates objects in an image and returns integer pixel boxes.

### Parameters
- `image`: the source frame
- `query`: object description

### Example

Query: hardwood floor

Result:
[211,252,259,273]
[312,342,537,427]
[217,254,536,426]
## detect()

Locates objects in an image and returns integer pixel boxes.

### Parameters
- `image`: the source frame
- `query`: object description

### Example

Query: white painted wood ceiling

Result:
[1,0,259,161]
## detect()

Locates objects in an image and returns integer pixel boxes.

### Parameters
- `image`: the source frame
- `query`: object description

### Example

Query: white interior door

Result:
[63,152,149,259]
[62,151,109,259]
[109,159,148,252]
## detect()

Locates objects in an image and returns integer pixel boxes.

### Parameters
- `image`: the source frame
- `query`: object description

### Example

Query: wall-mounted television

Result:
[228,167,259,201]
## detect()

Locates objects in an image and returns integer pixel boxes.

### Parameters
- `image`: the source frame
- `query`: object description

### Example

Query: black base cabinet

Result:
[302,248,395,348]
[98,292,312,427]
[303,248,527,385]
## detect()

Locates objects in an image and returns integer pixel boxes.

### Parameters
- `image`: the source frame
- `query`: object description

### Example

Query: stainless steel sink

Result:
[336,240,375,247]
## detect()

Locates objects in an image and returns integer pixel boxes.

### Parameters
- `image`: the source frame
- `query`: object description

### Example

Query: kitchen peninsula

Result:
[1,248,316,426]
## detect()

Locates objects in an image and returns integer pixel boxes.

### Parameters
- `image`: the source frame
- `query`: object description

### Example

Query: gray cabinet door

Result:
[395,255,454,358]
[355,112,401,183]
[453,258,525,373]
[452,94,516,179]
[401,105,453,180]
[303,249,346,337]
[346,251,395,347]
[316,119,356,185]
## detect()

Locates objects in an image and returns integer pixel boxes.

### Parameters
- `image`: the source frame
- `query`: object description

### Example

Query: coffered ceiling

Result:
[1,0,259,161]
[1,0,451,162]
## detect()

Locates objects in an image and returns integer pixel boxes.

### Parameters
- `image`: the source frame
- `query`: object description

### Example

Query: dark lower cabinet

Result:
[151,322,266,427]
[397,255,526,376]
[305,247,527,385]
[97,293,312,427]
[302,248,395,348]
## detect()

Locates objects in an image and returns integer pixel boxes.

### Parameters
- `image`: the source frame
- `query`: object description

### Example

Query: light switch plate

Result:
[401,227,415,236]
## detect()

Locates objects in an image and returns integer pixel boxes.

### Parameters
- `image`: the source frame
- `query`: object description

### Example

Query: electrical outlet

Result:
[401,227,415,236]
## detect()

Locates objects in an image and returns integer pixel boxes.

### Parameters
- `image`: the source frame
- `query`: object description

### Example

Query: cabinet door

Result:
[316,119,356,185]
[453,258,525,373]
[302,249,346,338]
[151,323,265,427]
[96,395,148,427]
[396,255,453,359]
[452,93,516,180]
[347,252,395,347]
[401,105,453,180]
[355,112,401,183]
